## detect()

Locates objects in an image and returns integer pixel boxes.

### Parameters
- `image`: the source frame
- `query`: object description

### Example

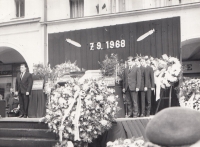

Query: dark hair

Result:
[20,64,27,68]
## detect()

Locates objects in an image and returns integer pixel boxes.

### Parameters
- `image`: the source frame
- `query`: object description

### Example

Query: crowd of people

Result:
[123,56,154,118]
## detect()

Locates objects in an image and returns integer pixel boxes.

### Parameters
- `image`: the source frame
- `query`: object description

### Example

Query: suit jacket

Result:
[139,66,146,91]
[145,66,154,88]
[123,65,141,91]
[15,71,33,94]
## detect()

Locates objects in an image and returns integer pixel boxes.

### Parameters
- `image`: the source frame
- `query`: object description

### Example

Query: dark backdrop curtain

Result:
[48,17,180,70]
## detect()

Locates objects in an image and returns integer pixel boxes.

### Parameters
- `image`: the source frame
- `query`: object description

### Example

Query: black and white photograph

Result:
[0,0,200,147]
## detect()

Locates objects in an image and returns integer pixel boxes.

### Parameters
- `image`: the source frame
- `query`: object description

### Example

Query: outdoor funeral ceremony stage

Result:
[0,117,58,147]
[0,116,152,147]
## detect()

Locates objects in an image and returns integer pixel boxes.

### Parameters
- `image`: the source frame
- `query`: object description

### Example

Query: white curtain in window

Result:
[70,0,84,18]
[110,0,125,13]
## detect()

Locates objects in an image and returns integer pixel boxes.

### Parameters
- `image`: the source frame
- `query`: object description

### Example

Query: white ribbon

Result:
[73,96,82,141]
[59,90,79,142]
[154,69,165,101]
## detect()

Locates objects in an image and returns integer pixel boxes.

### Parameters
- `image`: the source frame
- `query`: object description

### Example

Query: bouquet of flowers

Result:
[150,54,182,89]
[106,137,160,147]
[99,53,125,78]
[45,77,120,145]
[178,78,200,110]
[54,61,81,78]
[33,63,52,78]
[39,61,81,95]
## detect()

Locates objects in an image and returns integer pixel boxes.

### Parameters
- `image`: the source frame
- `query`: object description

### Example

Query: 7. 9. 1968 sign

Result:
[90,39,125,50]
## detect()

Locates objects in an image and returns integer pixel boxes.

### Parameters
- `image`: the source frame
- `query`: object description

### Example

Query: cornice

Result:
[41,2,200,25]
[0,17,41,27]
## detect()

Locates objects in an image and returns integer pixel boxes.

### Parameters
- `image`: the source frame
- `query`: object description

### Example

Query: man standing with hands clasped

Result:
[141,58,154,116]
[15,64,32,118]
[123,56,141,118]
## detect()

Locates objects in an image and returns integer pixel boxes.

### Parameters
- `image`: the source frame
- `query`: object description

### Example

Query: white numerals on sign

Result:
[90,40,126,50]
[106,41,109,49]
[110,41,114,48]
[121,40,125,47]
[115,40,120,48]
[97,42,102,50]
[90,43,94,50]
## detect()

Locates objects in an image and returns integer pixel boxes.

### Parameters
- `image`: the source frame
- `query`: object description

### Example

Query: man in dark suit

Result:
[136,58,147,117]
[15,64,32,118]
[141,58,154,116]
[123,56,141,118]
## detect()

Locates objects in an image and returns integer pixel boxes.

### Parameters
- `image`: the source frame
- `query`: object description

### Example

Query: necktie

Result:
[20,72,23,80]
[129,66,131,72]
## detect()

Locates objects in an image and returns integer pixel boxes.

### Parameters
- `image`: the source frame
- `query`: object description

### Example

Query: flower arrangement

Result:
[99,53,125,78]
[106,137,160,147]
[149,54,181,89]
[45,77,119,146]
[54,61,81,78]
[154,54,182,89]
[178,78,200,111]
[35,61,81,95]
[33,63,52,77]
[54,140,74,147]
[33,63,54,96]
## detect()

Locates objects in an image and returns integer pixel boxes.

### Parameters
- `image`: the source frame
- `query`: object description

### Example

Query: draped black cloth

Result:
[28,74,46,118]
[89,118,151,147]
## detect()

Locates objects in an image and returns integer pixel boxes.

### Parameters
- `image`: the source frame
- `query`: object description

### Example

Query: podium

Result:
[0,100,5,117]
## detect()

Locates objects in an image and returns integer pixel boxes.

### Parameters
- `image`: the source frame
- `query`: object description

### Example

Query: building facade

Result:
[0,0,200,95]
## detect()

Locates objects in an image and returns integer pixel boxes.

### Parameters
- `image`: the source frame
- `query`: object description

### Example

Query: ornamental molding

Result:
[41,2,200,25]
[0,17,41,27]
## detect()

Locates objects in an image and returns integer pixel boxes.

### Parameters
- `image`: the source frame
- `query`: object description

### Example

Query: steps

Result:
[0,117,58,147]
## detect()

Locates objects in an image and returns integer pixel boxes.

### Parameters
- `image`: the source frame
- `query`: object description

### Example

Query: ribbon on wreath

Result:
[59,90,80,142]
[154,69,165,101]
[73,95,82,141]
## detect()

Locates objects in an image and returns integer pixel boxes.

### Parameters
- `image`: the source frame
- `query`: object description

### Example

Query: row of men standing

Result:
[122,56,154,118]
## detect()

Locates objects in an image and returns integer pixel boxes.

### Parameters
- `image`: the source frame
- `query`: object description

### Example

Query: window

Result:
[110,0,126,13]
[70,0,84,18]
[118,0,125,12]
[15,0,25,18]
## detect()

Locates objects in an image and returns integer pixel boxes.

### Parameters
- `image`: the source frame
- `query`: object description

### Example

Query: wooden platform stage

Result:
[0,116,153,147]
[0,117,57,147]
[0,117,42,122]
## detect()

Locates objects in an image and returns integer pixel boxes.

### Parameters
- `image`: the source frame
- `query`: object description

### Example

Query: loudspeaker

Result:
[0,100,5,117]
